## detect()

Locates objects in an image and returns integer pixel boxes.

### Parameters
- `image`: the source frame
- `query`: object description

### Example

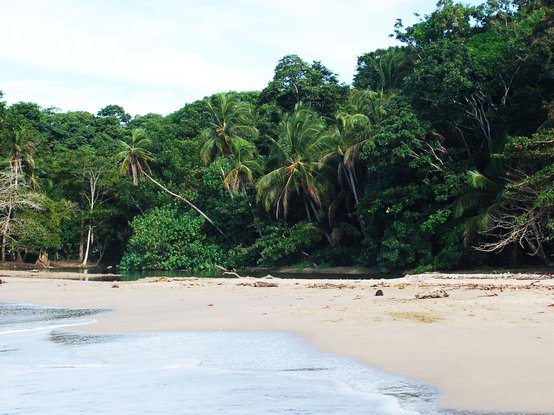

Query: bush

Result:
[119,206,225,270]
[253,222,322,266]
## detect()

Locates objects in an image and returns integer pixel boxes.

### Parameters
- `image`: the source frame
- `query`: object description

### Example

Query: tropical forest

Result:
[1,0,552,273]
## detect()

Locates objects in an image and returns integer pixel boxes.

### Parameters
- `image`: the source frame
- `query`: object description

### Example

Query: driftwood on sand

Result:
[415,289,449,299]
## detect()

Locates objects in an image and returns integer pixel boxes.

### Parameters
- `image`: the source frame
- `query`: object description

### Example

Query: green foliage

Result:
[358,95,468,272]
[395,0,484,46]
[120,206,224,271]
[310,246,358,267]
[253,222,322,266]
[259,55,349,118]
[354,47,414,91]
[1,1,552,271]
[198,160,259,246]
[256,103,335,220]
[12,197,72,255]
[199,93,259,164]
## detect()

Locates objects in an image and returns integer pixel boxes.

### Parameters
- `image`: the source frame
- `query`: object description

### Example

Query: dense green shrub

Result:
[119,206,225,270]
[253,222,322,266]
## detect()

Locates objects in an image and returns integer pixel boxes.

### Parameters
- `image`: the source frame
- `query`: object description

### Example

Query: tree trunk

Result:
[81,224,92,267]
[144,172,226,237]
[1,234,5,262]
[345,167,359,205]
[1,204,13,262]
[79,219,85,263]
[303,195,313,222]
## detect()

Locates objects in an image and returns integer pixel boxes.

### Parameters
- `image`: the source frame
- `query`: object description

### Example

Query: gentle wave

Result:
[1,302,505,415]
[0,320,96,335]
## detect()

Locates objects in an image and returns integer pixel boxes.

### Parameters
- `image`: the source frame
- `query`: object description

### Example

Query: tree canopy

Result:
[1,0,552,271]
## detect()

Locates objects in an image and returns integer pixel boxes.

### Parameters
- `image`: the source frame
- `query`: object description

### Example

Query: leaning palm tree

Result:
[115,128,225,237]
[199,93,259,165]
[256,103,334,221]
[223,138,263,196]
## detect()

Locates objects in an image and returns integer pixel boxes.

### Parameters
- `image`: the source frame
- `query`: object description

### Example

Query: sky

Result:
[0,0,482,116]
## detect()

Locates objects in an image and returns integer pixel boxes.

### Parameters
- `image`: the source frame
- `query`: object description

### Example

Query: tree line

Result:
[1,0,552,272]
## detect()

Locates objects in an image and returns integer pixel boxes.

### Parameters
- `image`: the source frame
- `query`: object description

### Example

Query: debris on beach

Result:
[415,289,449,299]
[111,283,119,288]
[375,289,384,296]
[224,271,242,278]
[237,281,279,288]
[149,277,170,283]
[370,282,390,288]
[0,278,5,284]
[306,283,355,289]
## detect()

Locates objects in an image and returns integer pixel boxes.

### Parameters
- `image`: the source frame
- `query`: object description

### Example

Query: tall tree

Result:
[354,47,414,92]
[325,90,389,205]
[259,55,349,118]
[199,93,258,164]
[222,139,263,196]
[0,170,42,261]
[256,103,334,221]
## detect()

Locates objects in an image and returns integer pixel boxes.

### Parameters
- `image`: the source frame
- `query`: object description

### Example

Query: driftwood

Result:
[35,252,50,269]
[224,271,242,278]
[237,281,278,288]
[306,283,356,289]
[415,289,449,299]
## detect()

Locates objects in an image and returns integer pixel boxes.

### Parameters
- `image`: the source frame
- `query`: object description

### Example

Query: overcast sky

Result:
[0,0,482,116]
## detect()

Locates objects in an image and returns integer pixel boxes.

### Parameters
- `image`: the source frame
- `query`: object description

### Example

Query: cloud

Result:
[0,0,483,114]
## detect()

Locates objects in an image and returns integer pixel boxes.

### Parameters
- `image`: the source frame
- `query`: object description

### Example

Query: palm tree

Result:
[324,90,388,205]
[376,47,413,92]
[256,103,334,221]
[6,125,37,187]
[115,128,155,186]
[454,170,504,243]
[199,93,258,165]
[115,129,225,237]
[223,138,263,196]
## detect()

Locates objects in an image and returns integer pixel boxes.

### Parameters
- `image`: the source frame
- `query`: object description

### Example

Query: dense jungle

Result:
[1,0,552,272]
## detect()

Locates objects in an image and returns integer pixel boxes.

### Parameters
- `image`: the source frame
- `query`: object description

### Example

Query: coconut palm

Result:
[324,90,388,205]
[223,138,263,196]
[376,47,413,92]
[256,103,334,221]
[199,93,258,165]
[114,128,155,186]
[115,128,225,237]
[5,125,38,187]
[453,170,504,243]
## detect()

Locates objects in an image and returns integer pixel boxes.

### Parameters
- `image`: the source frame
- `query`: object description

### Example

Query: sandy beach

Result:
[1,270,553,413]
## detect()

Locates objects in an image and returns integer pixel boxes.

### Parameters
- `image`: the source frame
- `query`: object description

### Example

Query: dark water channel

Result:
[43,267,399,282]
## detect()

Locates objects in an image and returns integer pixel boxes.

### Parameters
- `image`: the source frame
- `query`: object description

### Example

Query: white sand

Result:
[1,270,553,413]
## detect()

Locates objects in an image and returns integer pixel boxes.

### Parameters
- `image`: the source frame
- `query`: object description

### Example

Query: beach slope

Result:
[1,270,553,413]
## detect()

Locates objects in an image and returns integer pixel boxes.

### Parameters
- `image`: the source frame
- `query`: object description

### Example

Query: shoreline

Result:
[1,270,553,413]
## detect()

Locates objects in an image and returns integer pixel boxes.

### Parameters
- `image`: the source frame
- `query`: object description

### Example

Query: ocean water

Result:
[0,303,521,415]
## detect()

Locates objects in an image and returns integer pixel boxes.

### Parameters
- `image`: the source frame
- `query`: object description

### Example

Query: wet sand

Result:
[1,270,553,413]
